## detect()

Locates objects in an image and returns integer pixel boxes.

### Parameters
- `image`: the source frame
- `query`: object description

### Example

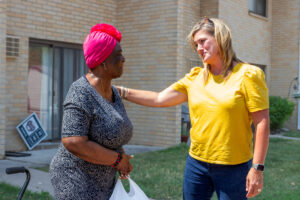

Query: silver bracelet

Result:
[120,86,125,98]
[124,87,129,99]
[119,86,129,99]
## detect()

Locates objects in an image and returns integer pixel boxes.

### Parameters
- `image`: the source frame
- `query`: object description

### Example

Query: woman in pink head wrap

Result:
[50,24,134,200]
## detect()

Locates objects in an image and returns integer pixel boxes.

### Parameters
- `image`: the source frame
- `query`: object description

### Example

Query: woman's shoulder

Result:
[189,66,203,74]
[71,76,90,91]
[64,77,93,106]
[236,63,265,79]
[185,67,203,80]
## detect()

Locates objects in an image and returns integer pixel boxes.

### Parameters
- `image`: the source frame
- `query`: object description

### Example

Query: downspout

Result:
[298,40,300,129]
[295,40,300,129]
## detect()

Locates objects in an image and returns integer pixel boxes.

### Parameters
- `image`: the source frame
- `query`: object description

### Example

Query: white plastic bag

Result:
[109,178,149,200]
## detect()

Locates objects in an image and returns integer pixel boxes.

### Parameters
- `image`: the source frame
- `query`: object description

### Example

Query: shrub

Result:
[269,96,295,131]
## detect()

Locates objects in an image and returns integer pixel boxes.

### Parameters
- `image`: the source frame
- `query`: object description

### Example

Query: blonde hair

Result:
[188,18,240,83]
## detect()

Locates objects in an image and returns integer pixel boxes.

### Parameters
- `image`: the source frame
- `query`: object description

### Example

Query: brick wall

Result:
[114,0,201,147]
[5,0,116,151]
[5,37,29,151]
[115,0,180,146]
[188,0,273,85]
[114,0,202,147]
[0,0,7,159]
[3,0,300,154]
[177,0,202,140]
[219,0,272,85]
[200,0,218,18]
[271,0,300,129]
[7,0,116,43]
[178,0,202,76]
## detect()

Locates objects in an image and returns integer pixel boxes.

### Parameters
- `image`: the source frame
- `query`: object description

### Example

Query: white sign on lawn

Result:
[16,112,48,150]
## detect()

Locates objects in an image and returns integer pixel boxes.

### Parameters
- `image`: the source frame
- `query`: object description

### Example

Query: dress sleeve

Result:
[241,66,269,113]
[171,67,201,94]
[61,103,91,137]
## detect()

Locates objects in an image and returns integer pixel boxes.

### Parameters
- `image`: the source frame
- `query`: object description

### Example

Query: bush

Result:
[269,96,295,131]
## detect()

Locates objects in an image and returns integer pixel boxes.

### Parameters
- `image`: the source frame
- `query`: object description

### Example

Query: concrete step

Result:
[34,141,60,150]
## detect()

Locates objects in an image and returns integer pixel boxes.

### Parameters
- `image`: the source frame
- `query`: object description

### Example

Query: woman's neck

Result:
[86,72,113,102]
[209,58,223,75]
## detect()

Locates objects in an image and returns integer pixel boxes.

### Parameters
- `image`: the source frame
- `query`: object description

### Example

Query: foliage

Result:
[0,182,53,200]
[281,130,300,138]
[34,165,49,172]
[269,96,295,131]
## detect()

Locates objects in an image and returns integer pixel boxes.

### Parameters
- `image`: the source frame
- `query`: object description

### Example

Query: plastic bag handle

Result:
[109,178,149,200]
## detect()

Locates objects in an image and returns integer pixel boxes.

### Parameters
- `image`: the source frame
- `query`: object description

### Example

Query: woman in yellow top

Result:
[119,18,270,200]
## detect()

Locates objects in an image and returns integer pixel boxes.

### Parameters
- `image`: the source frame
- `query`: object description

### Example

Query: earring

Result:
[103,62,107,70]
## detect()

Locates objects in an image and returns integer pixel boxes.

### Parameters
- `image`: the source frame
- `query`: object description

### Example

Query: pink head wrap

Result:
[83,24,122,69]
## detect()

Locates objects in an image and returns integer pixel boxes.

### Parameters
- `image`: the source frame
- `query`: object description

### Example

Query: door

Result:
[28,40,87,141]
[52,47,87,139]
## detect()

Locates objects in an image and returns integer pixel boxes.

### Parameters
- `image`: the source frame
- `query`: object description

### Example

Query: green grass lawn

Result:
[280,130,300,138]
[0,182,53,200]
[255,138,300,200]
[127,138,300,200]
[1,137,299,200]
[123,143,189,200]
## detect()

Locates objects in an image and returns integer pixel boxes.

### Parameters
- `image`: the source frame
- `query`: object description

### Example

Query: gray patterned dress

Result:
[50,76,133,200]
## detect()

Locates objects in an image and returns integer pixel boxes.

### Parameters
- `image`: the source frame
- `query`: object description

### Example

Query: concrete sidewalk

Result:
[0,144,165,197]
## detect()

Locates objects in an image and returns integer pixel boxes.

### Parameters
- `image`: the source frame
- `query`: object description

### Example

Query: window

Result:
[28,39,87,140]
[249,0,267,17]
[6,35,20,58]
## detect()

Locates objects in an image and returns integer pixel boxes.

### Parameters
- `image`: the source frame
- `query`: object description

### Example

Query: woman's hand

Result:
[116,154,134,179]
[246,168,263,198]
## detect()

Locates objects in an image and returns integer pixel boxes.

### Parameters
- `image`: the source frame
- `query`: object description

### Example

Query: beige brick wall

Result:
[177,0,201,138]
[200,0,218,18]
[115,0,180,147]
[270,0,300,129]
[178,0,202,76]
[7,0,116,43]
[219,0,272,85]
[0,0,7,159]
[5,0,116,151]
[5,37,29,151]
[3,0,300,154]
[114,0,201,147]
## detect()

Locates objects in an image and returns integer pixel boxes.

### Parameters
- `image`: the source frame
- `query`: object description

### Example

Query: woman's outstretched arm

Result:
[117,86,188,107]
